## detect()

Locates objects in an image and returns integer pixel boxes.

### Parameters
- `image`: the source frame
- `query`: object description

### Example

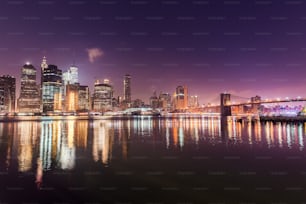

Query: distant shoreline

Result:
[0,113,222,122]
[1,114,305,122]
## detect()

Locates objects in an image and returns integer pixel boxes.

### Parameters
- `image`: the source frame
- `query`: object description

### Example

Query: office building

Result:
[41,56,48,86]
[159,92,172,110]
[0,75,16,113]
[174,85,188,110]
[149,91,159,109]
[132,99,144,108]
[78,85,90,112]
[65,84,79,112]
[123,74,131,106]
[17,63,41,113]
[42,64,62,113]
[93,79,113,112]
[189,95,199,108]
[63,65,78,95]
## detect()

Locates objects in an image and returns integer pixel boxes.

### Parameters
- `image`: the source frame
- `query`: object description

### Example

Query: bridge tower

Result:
[220,93,232,116]
[251,95,261,114]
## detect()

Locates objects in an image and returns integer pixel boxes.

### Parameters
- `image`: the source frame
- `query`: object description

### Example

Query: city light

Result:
[1,2,306,204]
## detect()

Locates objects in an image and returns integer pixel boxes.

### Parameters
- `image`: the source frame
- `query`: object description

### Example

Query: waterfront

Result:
[0,116,306,203]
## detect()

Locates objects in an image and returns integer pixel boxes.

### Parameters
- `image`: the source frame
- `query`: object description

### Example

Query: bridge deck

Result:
[225,98,306,106]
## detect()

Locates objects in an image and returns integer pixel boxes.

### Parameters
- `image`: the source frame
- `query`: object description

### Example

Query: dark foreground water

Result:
[0,116,306,203]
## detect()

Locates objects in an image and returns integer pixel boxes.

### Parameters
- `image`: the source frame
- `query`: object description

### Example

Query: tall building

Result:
[68,65,78,84]
[65,84,79,112]
[41,56,48,84]
[174,85,188,110]
[18,63,41,113]
[123,74,131,106]
[159,92,171,110]
[189,95,199,108]
[40,56,48,112]
[63,65,78,95]
[42,64,62,113]
[78,85,90,112]
[93,79,113,112]
[149,91,159,109]
[0,75,16,113]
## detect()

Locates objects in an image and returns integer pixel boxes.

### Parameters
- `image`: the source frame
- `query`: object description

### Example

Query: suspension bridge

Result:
[204,93,306,116]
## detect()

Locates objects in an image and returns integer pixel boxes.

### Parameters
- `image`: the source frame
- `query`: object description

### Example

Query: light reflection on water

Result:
[0,116,306,174]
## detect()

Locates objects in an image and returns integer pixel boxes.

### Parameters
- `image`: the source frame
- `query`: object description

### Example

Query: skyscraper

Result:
[18,63,41,113]
[41,56,48,85]
[62,65,79,112]
[123,74,131,106]
[149,91,159,109]
[159,92,171,111]
[174,85,188,110]
[78,85,90,112]
[63,65,78,95]
[68,65,78,84]
[189,95,199,108]
[93,79,113,112]
[0,75,16,113]
[42,64,62,113]
[65,84,79,112]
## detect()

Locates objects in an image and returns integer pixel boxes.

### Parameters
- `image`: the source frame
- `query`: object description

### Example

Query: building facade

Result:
[42,65,63,113]
[0,75,16,113]
[149,91,159,109]
[65,84,79,112]
[189,95,199,108]
[174,85,188,110]
[132,99,144,108]
[93,80,113,112]
[63,65,78,95]
[78,85,90,112]
[123,74,131,106]
[18,64,41,113]
[159,92,172,111]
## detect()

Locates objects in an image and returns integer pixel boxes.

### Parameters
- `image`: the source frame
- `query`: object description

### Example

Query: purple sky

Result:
[1,0,306,104]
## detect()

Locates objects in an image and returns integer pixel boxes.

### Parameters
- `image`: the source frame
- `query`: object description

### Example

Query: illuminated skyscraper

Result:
[189,95,199,108]
[68,65,78,84]
[159,92,171,111]
[41,56,48,85]
[18,63,41,113]
[0,75,16,113]
[63,65,78,95]
[42,65,62,113]
[123,74,131,106]
[78,85,90,112]
[93,79,113,112]
[174,85,188,110]
[65,84,79,112]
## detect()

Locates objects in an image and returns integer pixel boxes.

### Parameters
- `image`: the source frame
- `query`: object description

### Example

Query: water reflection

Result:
[40,121,52,170]
[17,122,39,172]
[59,120,75,170]
[0,116,305,176]
[92,120,114,165]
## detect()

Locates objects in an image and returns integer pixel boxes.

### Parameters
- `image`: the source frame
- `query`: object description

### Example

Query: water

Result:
[0,116,306,203]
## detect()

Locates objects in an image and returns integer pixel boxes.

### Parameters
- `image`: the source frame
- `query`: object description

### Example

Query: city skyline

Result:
[1,2,306,203]
[1,0,306,104]
[1,56,306,107]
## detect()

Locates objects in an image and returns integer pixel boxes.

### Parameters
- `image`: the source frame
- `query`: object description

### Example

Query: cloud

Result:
[86,48,103,63]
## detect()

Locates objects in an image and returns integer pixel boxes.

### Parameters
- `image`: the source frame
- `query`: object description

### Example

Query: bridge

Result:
[217,93,306,116]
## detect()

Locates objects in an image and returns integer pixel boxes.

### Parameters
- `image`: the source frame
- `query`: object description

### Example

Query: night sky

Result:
[1,0,306,104]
